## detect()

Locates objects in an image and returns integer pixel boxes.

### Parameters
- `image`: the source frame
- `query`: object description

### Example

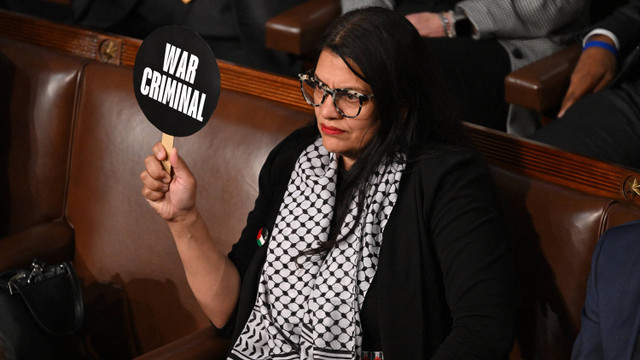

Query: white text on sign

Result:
[139,43,207,122]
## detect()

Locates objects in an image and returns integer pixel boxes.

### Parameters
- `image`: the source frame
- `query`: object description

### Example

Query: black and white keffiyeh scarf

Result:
[230,137,405,360]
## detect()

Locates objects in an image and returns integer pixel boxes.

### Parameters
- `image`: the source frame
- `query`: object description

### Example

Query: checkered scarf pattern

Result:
[229,137,405,360]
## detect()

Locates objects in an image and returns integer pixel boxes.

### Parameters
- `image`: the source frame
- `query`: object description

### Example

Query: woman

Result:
[141,7,514,359]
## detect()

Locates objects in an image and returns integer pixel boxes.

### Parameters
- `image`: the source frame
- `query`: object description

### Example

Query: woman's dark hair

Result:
[308,6,468,257]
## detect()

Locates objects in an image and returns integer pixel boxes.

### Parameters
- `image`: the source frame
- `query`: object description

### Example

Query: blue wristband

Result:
[583,40,618,57]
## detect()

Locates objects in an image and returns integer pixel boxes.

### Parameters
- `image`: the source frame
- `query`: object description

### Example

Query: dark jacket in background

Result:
[1,0,304,76]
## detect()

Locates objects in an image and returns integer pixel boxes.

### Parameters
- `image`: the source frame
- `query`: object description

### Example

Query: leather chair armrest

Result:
[133,326,231,360]
[505,43,582,113]
[265,0,341,56]
[0,220,74,271]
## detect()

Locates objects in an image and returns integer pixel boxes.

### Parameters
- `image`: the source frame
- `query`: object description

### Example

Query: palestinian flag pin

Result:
[257,227,269,247]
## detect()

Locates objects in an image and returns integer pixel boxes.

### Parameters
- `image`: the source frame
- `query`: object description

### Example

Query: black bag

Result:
[0,259,84,360]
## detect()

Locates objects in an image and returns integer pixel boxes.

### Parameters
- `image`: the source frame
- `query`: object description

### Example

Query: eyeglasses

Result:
[297,71,374,118]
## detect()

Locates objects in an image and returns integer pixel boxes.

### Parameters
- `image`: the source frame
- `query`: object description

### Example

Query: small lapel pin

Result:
[257,227,269,247]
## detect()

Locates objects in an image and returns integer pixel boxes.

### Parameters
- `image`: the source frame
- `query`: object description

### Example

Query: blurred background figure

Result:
[571,218,640,359]
[529,0,640,169]
[342,0,589,135]
[0,0,305,76]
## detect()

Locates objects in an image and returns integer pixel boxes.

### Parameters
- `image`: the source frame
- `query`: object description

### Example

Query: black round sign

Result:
[133,26,220,137]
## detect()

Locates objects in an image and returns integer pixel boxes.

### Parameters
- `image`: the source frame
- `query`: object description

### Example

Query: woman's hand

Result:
[558,35,617,118]
[140,142,197,222]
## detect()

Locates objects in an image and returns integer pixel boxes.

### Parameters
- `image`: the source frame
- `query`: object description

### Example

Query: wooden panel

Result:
[0,9,112,62]
[265,0,340,55]
[466,123,640,206]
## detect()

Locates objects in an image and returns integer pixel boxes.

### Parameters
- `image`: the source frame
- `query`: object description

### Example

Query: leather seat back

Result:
[65,61,313,354]
[0,37,85,237]
[492,167,640,359]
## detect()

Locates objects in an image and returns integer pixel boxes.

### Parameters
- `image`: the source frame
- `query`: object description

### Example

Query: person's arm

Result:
[428,153,515,359]
[558,0,640,116]
[341,0,393,14]
[404,0,587,39]
[140,143,240,328]
[557,33,617,117]
[455,0,588,39]
[404,11,455,38]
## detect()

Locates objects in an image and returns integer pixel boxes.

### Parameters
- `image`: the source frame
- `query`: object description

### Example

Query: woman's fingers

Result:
[140,167,168,190]
[141,143,172,203]
[152,142,167,161]
[141,184,166,201]
[144,151,171,183]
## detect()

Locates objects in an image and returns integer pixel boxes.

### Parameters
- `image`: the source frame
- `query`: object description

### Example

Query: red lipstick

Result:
[321,124,345,135]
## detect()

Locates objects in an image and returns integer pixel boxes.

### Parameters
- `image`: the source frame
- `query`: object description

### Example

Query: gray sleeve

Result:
[341,0,394,14]
[456,0,588,39]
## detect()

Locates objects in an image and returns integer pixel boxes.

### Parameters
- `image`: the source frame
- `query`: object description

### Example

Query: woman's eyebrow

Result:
[314,73,369,93]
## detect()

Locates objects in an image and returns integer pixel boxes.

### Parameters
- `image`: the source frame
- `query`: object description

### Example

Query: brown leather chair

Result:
[0,10,314,358]
[265,0,340,68]
[1,60,314,359]
[0,36,83,237]
[0,37,82,268]
[62,61,313,357]
[504,44,582,125]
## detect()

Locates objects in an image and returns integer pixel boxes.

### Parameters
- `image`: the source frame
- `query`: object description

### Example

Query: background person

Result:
[571,219,640,359]
[529,0,640,169]
[0,0,305,76]
[342,0,589,135]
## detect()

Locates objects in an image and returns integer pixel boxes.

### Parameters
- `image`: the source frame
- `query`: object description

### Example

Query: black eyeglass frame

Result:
[297,71,374,118]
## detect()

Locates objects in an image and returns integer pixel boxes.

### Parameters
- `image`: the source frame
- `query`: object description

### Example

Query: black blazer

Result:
[571,219,640,359]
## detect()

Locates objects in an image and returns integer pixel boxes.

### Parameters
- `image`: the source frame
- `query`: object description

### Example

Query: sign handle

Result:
[161,133,174,174]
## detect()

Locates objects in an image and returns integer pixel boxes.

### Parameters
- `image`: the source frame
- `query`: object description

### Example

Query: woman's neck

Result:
[341,155,356,171]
